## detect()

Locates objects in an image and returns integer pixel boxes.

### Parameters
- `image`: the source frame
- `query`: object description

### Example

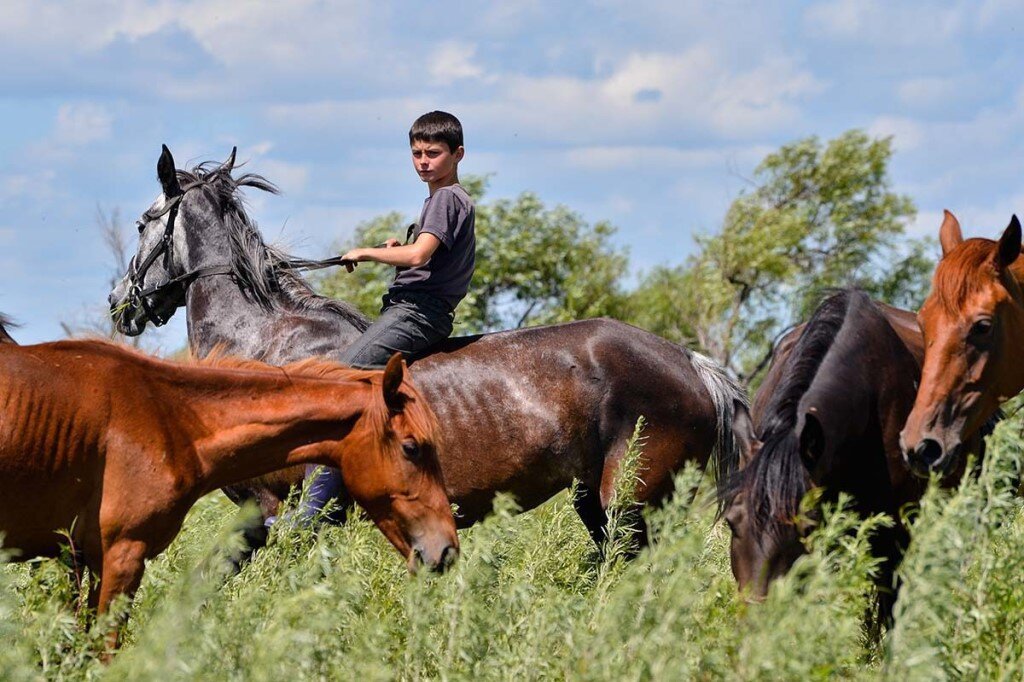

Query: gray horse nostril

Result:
[914,439,944,468]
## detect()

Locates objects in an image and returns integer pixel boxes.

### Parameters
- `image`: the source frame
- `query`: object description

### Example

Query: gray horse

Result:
[109,145,750,556]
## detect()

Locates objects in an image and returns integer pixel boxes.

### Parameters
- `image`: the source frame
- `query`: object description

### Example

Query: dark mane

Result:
[177,160,370,332]
[724,289,863,538]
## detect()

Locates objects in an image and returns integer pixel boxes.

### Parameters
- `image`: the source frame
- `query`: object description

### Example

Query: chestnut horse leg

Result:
[96,539,149,657]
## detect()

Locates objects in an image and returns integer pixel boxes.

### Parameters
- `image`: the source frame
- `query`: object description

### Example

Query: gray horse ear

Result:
[996,215,1022,270]
[224,146,237,173]
[939,209,963,257]
[157,144,181,197]
[382,353,407,413]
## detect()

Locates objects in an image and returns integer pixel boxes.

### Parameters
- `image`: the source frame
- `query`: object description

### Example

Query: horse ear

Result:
[157,144,181,197]
[382,353,407,413]
[224,146,237,173]
[996,215,1022,270]
[730,400,757,469]
[939,209,963,257]
[799,412,825,471]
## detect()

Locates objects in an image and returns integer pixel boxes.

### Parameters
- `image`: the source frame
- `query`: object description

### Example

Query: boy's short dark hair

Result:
[409,111,464,153]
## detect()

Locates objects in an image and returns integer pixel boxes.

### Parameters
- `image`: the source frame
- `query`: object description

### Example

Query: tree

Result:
[317,176,629,334]
[627,130,931,381]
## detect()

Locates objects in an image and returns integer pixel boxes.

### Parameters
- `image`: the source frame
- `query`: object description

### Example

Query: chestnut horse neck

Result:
[160,354,441,493]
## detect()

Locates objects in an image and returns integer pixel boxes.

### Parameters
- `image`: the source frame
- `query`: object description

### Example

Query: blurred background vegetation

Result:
[318,129,932,385]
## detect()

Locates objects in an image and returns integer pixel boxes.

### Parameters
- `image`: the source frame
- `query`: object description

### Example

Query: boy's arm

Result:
[341,233,442,271]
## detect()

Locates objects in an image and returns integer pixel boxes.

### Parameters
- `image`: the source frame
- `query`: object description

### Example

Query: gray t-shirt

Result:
[389,184,476,310]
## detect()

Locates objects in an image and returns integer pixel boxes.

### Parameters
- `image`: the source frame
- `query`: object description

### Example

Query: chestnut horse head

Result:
[901,211,1024,478]
[320,353,458,573]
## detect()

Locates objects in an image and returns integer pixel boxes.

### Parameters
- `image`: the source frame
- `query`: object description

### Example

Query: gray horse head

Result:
[110,145,368,343]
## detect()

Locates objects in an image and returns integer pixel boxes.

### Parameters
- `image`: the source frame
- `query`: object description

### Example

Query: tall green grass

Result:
[3,409,1024,680]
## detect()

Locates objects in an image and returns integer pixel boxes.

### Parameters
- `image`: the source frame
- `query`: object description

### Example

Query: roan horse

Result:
[0,333,455,649]
[901,211,1023,477]
[721,290,937,622]
[108,146,748,553]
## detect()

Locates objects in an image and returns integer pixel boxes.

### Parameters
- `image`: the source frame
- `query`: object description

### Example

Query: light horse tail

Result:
[0,313,20,345]
[686,349,750,498]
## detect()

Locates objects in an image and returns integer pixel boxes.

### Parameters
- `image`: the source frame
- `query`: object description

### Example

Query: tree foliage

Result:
[627,130,931,380]
[318,176,629,334]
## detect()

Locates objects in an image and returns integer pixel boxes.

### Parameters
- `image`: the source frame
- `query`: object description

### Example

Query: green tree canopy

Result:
[317,176,629,334]
[627,130,931,381]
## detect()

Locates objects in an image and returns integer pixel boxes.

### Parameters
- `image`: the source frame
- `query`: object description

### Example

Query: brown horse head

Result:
[341,354,459,573]
[901,211,1024,478]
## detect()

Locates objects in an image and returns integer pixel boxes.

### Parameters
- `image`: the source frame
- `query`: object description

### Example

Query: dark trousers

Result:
[297,292,453,523]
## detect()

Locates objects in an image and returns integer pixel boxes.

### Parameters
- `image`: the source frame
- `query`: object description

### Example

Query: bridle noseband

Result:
[123,172,371,328]
[126,182,233,327]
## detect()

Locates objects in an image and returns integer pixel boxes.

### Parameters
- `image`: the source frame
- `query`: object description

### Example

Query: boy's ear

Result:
[454,146,465,162]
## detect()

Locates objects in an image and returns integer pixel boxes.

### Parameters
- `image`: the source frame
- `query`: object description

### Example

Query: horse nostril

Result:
[914,439,944,468]
[437,545,458,573]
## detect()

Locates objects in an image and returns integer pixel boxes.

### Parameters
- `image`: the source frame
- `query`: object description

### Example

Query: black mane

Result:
[724,289,866,538]
[176,160,370,332]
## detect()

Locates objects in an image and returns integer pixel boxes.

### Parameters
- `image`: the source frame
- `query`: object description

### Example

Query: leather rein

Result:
[127,181,357,327]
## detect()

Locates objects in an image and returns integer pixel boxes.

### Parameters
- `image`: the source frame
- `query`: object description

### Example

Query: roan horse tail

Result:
[686,349,749,497]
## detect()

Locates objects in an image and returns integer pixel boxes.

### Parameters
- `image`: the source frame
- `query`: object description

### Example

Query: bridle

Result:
[125,177,372,327]
[125,181,234,327]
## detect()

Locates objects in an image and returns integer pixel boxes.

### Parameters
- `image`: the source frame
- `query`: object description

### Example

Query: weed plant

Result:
[2,409,1024,680]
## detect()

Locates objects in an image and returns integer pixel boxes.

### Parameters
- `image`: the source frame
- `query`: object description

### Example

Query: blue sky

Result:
[2,0,1023,347]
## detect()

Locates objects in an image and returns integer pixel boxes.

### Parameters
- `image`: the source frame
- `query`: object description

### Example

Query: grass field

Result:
[3,405,1024,681]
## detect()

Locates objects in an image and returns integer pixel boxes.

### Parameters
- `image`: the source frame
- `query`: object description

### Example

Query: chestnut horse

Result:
[722,291,931,622]
[901,211,1023,477]
[107,146,748,555]
[0,334,455,648]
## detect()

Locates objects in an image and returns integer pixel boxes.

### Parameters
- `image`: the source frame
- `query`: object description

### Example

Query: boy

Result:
[300,110,475,521]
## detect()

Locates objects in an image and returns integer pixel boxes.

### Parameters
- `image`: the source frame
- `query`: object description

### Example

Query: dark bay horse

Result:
[108,146,748,551]
[901,211,1023,477]
[721,290,932,619]
[0,336,455,648]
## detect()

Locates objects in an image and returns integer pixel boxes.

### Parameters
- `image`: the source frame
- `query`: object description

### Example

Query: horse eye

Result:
[968,319,993,342]
[136,220,146,233]
[401,440,421,461]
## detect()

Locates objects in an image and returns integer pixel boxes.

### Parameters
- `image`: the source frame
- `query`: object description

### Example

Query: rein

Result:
[127,179,362,327]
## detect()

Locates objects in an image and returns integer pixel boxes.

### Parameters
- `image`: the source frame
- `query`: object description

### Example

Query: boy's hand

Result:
[382,238,402,248]
[340,248,364,273]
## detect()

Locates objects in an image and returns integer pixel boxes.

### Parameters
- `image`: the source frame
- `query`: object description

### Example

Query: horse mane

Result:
[724,289,864,538]
[197,350,380,384]
[0,313,19,344]
[932,239,1000,316]
[176,159,370,332]
[196,349,441,455]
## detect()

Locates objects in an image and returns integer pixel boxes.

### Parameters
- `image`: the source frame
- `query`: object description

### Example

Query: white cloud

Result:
[897,77,959,109]
[429,43,485,84]
[804,0,965,46]
[868,116,925,152]
[53,103,112,146]
[563,144,773,172]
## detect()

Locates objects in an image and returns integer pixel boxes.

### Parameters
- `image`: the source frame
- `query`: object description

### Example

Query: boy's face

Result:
[411,139,463,186]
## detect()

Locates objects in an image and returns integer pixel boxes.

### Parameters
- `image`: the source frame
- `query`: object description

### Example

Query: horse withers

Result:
[108,145,749,554]
[901,211,1024,477]
[721,291,934,621]
[0,335,455,651]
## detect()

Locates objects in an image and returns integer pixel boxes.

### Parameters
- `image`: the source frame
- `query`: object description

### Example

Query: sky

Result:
[1,0,1023,347]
